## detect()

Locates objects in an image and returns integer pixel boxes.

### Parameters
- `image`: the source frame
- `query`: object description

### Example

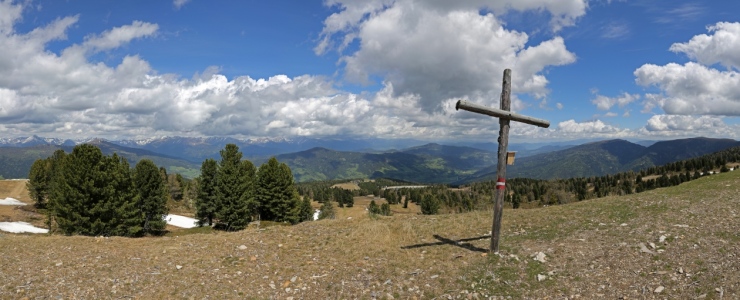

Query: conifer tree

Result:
[380,202,392,216]
[195,159,219,226]
[240,159,258,221]
[45,149,67,230]
[53,145,141,236]
[106,154,142,236]
[134,159,169,234]
[420,193,440,215]
[368,199,380,215]
[53,144,106,235]
[299,197,313,222]
[256,157,301,223]
[216,144,252,230]
[318,200,335,220]
[27,159,50,208]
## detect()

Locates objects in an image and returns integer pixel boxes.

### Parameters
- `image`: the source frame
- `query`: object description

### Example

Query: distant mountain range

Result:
[458,137,740,184]
[274,143,496,183]
[1,136,738,184]
[0,140,201,179]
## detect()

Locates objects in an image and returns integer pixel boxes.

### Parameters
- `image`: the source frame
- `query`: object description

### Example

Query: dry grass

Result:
[1,174,739,299]
[0,180,45,226]
[0,180,32,202]
[331,182,361,191]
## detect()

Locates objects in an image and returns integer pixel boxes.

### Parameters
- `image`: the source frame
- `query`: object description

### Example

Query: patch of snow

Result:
[313,209,320,221]
[165,214,198,228]
[0,197,27,206]
[0,222,48,234]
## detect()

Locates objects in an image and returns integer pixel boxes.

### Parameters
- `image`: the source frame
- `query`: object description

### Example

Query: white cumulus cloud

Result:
[0,0,650,143]
[669,22,740,70]
[557,119,622,134]
[591,92,640,111]
[634,22,740,116]
[634,62,740,115]
[318,0,578,113]
[638,115,739,139]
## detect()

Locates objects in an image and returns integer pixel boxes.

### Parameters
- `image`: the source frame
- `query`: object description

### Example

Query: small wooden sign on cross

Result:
[455,69,550,253]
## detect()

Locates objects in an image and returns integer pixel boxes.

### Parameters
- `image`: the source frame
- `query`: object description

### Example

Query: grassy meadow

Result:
[0,171,738,298]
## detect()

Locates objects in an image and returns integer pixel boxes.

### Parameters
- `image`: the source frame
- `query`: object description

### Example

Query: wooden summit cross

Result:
[455,69,550,253]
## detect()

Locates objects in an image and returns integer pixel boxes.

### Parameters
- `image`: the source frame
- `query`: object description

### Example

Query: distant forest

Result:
[297,145,740,215]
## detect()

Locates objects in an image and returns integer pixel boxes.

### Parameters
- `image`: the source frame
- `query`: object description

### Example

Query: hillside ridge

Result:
[1,168,738,298]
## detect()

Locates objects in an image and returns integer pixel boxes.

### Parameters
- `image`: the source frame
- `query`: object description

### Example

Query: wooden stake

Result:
[490,69,511,253]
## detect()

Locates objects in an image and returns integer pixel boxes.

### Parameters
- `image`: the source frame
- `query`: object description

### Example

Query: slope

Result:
[276,147,465,183]
[1,166,738,298]
[399,143,496,171]
[276,144,495,183]
[0,141,201,179]
[462,137,739,183]
[644,137,740,166]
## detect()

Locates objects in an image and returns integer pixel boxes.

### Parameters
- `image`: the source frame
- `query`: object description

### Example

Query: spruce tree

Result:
[420,193,440,215]
[256,157,301,223]
[368,199,380,215]
[344,190,354,207]
[45,149,66,231]
[106,154,142,236]
[216,144,252,230]
[53,144,107,235]
[134,159,169,234]
[53,145,141,236]
[380,202,392,216]
[195,159,219,226]
[240,159,258,221]
[27,159,50,208]
[299,197,313,222]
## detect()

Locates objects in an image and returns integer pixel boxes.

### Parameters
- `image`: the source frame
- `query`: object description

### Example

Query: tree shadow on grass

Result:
[401,234,490,253]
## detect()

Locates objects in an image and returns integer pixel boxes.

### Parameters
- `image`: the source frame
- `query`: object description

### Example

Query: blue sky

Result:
[1,0,740,143]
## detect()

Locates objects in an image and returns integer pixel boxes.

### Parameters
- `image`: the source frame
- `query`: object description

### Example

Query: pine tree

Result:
[167,173,183,201]
[27,159,50,208]
[53,145,141,236]
[45,149,67,231]
[368,199,380,215]
[299,197,313,222]
[106,154,142,236]
[420,193,440,215]
[239,160,258,221]
[53,144,106,235]
[195,159,219,226]
[216,144,252,231]
[256,157,301,223]
[380,202,392,216]
[318,200,335,220]
[134,159,169,235]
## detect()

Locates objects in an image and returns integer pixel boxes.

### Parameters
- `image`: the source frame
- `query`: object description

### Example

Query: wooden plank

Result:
[490,68,511,253]
[455,100,550,128]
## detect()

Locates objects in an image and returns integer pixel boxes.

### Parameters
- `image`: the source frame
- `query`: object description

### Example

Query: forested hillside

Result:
[462,137,740,183]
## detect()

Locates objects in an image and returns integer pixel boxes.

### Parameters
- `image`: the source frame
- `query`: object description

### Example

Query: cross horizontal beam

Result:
[455,100,550,128]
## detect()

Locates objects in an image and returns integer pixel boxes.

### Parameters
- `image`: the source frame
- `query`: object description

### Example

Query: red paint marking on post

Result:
[496,177,506,190]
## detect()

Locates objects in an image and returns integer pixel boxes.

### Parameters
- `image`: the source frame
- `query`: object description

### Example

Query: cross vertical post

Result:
[455,69,550,253]
[491,69,511,253]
